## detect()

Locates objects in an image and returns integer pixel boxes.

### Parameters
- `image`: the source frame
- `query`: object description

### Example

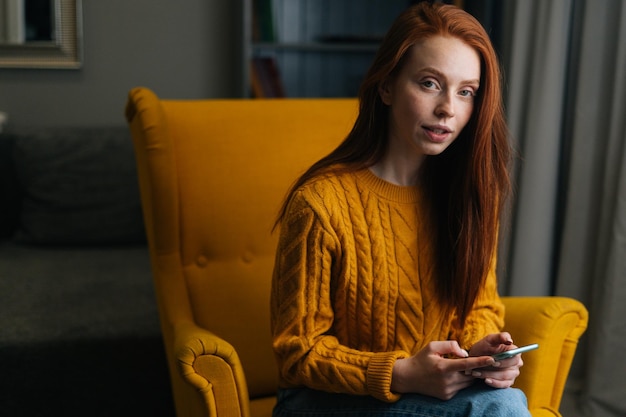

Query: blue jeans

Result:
[273,383,531,417]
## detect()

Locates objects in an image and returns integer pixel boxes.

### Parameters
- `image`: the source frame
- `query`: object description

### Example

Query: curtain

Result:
[498,1,626,416]
[499,0,573,296]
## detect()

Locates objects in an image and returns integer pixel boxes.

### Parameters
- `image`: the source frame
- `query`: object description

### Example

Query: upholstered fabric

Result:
[125,87,588,417]
[8,126,145,244]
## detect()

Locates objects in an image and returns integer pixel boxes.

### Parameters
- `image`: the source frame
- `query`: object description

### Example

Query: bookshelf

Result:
[243,0,412,98]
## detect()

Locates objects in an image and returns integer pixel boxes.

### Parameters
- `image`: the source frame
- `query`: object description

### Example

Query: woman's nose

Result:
[435,92,455,118]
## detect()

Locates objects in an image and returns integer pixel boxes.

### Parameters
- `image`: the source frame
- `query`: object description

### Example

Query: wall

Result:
[0,0,241,127]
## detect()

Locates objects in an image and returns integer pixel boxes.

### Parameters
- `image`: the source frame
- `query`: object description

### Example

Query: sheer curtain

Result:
[497,1,626,416]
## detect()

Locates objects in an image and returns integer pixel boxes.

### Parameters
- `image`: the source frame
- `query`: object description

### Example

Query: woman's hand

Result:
[468,332,523,388]
[391,341,495,400]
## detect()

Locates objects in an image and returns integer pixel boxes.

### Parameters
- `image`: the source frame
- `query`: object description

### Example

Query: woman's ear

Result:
[378,79,393,105]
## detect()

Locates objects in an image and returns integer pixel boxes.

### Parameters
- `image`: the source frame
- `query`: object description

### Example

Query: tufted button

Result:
[196,255,208,267]
[241,250,254,264]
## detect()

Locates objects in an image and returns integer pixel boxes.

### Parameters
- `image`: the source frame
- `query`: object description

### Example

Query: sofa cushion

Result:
[10,126,146,245]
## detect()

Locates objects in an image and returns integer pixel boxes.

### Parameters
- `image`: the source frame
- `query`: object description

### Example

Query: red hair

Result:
[276,2,511,326]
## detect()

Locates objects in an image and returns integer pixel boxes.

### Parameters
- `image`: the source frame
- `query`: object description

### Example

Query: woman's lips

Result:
[423,125,452,142]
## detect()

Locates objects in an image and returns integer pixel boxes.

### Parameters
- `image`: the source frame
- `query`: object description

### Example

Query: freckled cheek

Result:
[392,101,421,127]
[404,108,425,135]
[458,103,475,129]
[391,95,435,132]
[403,99,428,124]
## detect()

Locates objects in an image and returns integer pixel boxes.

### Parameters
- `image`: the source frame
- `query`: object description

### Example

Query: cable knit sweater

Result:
[270,168,504,402]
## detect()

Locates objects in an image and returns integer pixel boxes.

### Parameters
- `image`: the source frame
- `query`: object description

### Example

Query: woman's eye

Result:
[459,89,475,97]
[421,80,437,89]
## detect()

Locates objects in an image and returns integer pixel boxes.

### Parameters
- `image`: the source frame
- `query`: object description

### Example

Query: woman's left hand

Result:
[467,332,523,388]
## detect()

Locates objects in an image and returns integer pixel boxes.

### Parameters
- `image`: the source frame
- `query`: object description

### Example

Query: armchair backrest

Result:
[125,87,358,399]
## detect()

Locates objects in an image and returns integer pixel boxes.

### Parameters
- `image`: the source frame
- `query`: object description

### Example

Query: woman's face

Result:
[380,35,481,160]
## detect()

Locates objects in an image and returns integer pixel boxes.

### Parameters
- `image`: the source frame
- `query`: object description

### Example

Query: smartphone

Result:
[491,343,539,361]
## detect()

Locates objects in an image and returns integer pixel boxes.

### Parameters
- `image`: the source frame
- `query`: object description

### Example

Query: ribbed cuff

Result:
[366,351,408,402]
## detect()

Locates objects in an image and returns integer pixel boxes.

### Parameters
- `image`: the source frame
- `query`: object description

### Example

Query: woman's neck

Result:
[369,153,425,186]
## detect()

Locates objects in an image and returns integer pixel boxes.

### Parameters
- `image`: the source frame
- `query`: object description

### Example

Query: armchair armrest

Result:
[175,321,252,417]
[502,296,588,416]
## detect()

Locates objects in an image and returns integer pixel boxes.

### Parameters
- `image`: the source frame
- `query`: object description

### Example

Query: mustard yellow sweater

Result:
[270,169,504,402]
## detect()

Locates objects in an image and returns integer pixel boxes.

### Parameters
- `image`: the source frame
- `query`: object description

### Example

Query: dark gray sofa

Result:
[0,126,174,416]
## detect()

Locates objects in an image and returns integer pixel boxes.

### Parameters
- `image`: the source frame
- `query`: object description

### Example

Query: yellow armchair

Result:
[125,87,588,417]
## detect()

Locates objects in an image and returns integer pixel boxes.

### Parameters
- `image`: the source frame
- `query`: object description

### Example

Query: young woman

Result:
[270,2,530,416]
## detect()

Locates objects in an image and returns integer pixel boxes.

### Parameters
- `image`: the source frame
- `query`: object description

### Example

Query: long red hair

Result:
[276,2,511,326]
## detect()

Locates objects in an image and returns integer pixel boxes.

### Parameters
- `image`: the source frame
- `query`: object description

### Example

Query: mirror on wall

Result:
[0,0,82,69]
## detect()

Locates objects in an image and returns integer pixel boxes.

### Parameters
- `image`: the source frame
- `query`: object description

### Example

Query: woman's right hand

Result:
[390,341,495,400]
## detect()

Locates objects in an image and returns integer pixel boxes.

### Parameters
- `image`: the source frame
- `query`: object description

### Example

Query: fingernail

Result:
[472,371,482,377]
[493,361,501,367]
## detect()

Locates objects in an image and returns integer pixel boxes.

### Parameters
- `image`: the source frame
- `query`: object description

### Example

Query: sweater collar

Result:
[355,169,421,204]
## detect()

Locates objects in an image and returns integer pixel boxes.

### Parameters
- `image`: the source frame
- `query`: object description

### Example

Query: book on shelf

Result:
[250,56,285,98]
[252,0,276,42]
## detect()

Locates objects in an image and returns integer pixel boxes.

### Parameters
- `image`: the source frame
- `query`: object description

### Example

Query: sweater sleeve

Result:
[270,190,407,402]
[450,250,505,349]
